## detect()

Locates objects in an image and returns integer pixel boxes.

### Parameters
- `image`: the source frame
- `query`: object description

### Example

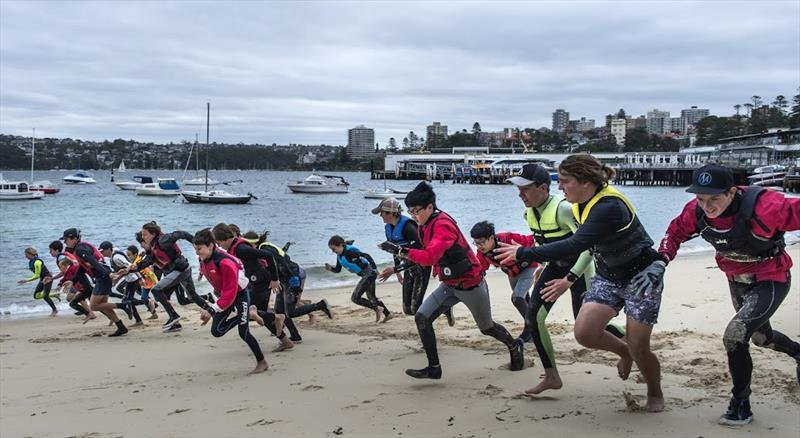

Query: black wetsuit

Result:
[331,247,389,316]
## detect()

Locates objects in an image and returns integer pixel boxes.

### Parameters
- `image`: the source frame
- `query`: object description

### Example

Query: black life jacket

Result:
[420,211,473,281]
[695,186,786,263]
[109,250,129,272]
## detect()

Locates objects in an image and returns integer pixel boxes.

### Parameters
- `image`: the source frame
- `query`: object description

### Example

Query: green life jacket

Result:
[524,194,572,245]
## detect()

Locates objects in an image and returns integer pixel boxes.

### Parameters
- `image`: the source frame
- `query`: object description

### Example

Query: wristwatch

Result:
[566,272,579,283]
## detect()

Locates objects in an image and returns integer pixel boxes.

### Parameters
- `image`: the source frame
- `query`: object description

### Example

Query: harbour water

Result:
[1,169,796,317]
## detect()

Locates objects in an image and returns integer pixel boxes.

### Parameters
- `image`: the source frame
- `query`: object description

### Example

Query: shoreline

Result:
[1,252,798,437]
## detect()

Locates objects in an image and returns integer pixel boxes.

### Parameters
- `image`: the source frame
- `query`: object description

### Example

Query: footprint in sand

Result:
[302,385,324,391]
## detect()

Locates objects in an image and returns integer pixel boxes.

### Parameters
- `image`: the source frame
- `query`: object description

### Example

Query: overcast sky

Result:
[1,1,798,146]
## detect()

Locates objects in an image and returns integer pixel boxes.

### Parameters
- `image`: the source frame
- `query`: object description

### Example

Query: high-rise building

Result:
[669,117,687,134]
[646,109,670,135]
[347,125,375,159]
[576,117,595,131]
[552,109,569,132]
[610,119,627,146]
[426,122,448,148]
[629,116,647,130]
[680,106,710,125]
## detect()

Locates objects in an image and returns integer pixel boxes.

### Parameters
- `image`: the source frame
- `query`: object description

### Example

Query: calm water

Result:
[2,169,794,317]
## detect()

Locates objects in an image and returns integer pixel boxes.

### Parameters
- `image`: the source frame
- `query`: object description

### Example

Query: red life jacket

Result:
[150,235,182,269]
[229,237,269,271]
[76,241,104,276]
[59,251,80,284]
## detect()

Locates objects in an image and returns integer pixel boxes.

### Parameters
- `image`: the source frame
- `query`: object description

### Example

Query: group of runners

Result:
[19,154,800,427]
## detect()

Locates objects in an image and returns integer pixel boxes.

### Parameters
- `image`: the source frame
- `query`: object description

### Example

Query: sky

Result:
[1,1,798,146]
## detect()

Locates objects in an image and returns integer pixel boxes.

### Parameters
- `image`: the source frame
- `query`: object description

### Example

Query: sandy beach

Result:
[1,251,798,438]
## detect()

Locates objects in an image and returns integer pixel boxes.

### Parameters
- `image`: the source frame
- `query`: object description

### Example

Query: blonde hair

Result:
[24,247,38,257]
[558,154,616,187]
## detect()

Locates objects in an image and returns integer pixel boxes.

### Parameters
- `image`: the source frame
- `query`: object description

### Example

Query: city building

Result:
[680,106,710,125]
[610,118,627,146]
[426,122,448,148]
[628,115,647,130]
[669,117,687,134]
[647,109,670,135]
[576,117,595,131]
[347,125,375,159]
[552,109,569,132]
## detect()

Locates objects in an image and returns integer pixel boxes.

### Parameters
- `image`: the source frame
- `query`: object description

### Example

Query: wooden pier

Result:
[614,167,750,186]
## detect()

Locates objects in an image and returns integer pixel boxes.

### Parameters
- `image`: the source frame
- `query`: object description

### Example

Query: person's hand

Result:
[540,276,573,302]
[200,310,212,325]
[631,260,666,298]
[127,264,137,271]
[494,242,521,265]
[43,276,53,285]
[324,263,332,272]
[377,267,394,282]
[269,280,282,293]
[378,241,407,257]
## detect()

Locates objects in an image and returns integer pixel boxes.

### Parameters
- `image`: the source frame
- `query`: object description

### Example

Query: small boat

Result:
[288,172,349,193]
[181,189,255,204]
[115,175,154,190]
[363,179,407,199]
[748,165,786,187]
[184,176,220,186]
[63,171,96,184]
[135,178,181,196]
[0,175,45,200]
[118,160,127,173]
[29,180,60,194]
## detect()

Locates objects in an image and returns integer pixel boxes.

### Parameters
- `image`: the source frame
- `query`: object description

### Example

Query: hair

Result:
[558,154,616,187]
[193,228,216,246]
[142,221,162,236]
[49,240,63,252]
[211,223,235,241]
[134,231,144,243]
[469,221,495,239]
[328,235,345,247]
[228,223,241,237]
[404,181,436,209]
[126,245,139,256]
[243,230,259,240]
[24,247,38,257]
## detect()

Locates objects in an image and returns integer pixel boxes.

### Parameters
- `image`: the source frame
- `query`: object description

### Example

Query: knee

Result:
[210,328,224,338]
[750,331,771,348]
[402,306,413,316]
[511,296,527,309]
[722,320,749,352]
[89,302,102,311]
[414,311,430,329]
[626,340,651,360]
[574,324,601,347]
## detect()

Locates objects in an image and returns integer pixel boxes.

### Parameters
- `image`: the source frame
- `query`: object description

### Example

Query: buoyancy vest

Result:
[489,234,532,277]
[524,194,573,245]
[230,237,270,282]
[421,212,473,281]
[385,215,412,245]
[200,248,249,292]
[151,234,187,271]
[695,186,786,263]
[75,241,105,276]
[338,244,369,275]
[109,250,129,272]
[574,185,655,282]
[28,256,51,279]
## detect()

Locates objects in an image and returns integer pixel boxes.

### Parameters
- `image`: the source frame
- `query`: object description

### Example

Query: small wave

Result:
[0,302,71,319]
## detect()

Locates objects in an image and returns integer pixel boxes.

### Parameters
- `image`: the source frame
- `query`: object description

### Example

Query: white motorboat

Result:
[135,178,182,196]
[288,172,349,194]
[0,175,44,200]
[363,179,407,199]
[182,189,254,204]
[184,176,221,186]
[63,171,96,184]
[115,175,154,190]
[27,129,60,194]
[748,164,786,187]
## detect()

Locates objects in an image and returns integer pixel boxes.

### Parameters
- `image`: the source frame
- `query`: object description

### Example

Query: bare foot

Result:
[148,313,159,320]
[131,321,144,327]
[525,376,563,395]
[249,360,269,374]
[381,312,393,324]
[82,313,97,324]
[645,393,665,412]
[249,306,264,326]
[272,338,294,352]
[617,355,633,380]
[50,310,58,317]
[375,307,383,323]
[308,313,317,324]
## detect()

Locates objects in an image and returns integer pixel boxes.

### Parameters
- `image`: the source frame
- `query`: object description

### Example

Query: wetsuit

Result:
[27,256,56,312]
[228,238,285,338]
[257,241,304,341]
[61,250,92,315]
[132,231,210,328]
[658,186,800,400]
[110,249,147,323]
[518,194,624,369]
[408,210,522,371]
[516,186,662,326]
[475,232,539,339]
[74,241,113,297]
[200,248,264,363]
[331,244,389,316]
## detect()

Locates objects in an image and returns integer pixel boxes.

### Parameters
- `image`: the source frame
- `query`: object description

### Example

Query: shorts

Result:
[582,274,661,325]
[92,275,112,296]
[297,267,306,280]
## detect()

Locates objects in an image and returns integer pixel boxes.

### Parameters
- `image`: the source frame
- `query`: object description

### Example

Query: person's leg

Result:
[150,270,183,327]
[89,277,127,337]
[176,268,210,310]
[37,281,58,314]
[364,272,390,319]
[574,276,631,379]
[625,317,663,412]
[350,274,378,310]
[234,290,267,373]
[569,274,625,338]
[406,284,458,378]
[275,284,301,341]
[510,267,536,339]
[401,267,415,316]
[174,283,192,305]
[124,281,143,324]
[522,264,564,393]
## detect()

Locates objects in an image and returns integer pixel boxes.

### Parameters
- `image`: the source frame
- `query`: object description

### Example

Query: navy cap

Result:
[60,228,80,240]
[99,241,113,251]
[506,163,551,186]
[686,164,734,195]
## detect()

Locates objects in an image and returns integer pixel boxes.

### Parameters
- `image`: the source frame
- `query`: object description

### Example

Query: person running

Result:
[212,224,295,352]
[327,235,391,323]
[51,241,95,321]
[18,247,58,316]
[61,228,128,337]
[373,197,455,326]
[123,221,211,332]
[380,182,524,379]
[470,221,539,339]
[655,163,800,426]
[495,155,664,412]
[126,245,158,319]
[505,163,624,395]
[101,241,149,327]
[193,228,268,374]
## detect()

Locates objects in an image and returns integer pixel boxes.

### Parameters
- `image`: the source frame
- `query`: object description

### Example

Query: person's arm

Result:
[407,220,458,266]
[25,259,43,282]
[76,245,109,278]
[657,200,700,264]
[350,249,377,270]
[237,246,280,281]
[161,231,194,246]
[752,190,800,234]
[129,252,155,272]
[476,251,493,273]
[211,260,239,311]
[556,202,594,277]
[329,257,342,273]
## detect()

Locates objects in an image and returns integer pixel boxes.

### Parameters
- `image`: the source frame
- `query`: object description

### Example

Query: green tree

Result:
[616,108,626,119]
[624,127,650,151]
[388,137,397,150]
[773,95,788,114]
[733,104,741,116]
[789,93,800,128]
[472,122,481,134]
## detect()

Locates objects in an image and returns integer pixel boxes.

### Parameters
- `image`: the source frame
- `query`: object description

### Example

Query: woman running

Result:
[326,235,391,323]
[19,247,58,316]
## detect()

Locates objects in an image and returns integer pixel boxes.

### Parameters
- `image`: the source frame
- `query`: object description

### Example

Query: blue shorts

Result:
[583,275,662,325]
[92,275,112,296]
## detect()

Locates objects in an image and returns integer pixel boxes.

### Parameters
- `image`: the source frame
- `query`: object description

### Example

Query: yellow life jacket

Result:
[258,241,285,257]
[573,185,636,231]
[524,194,572,245]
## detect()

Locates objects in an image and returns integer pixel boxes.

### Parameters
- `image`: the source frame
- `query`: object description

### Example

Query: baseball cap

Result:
[99,241,113,251]
[60,228,80,240]
[371,197,403,214]
[506,163,551,186]
[686,163,734,195]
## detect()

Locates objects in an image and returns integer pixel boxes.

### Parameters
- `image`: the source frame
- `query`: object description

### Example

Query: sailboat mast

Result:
[205,102,210,191]
[30,128,36,182]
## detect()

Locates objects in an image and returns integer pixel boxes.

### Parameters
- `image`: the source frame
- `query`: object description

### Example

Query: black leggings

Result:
[351,271,389,316]
[523,262,625,369]
[68,273,94,315]
[249,281,283,338]
[117,280,148,323]
[724,275,799,399]
[210,290,264,362]
[34,281,56,312]
[273,282,301,339]
[151,267,208,320]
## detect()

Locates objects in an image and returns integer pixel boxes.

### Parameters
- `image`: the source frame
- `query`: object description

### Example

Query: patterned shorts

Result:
[583,275,662,325]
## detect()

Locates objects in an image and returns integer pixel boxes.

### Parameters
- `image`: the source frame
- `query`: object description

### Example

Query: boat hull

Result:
[115,182,142,190]
[135,188,181,196]
[0,192,44,200]
[62,178,96,184]
[288,184,348,194]
[181,192,252,204]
